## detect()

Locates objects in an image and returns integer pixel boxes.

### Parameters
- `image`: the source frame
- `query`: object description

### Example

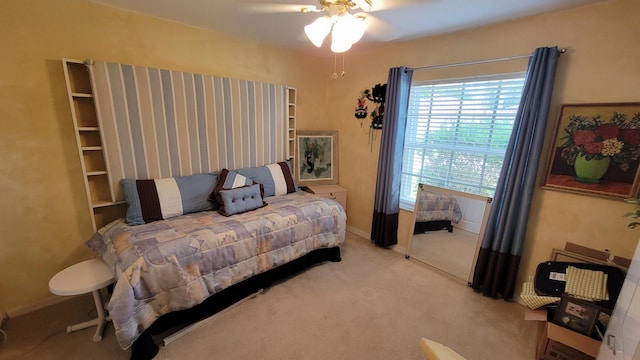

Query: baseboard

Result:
[6,294,73,318]
[346,226,369,240]
[346,226,409,256]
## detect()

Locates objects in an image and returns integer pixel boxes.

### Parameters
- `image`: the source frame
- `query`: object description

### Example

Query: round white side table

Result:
[48,258,115,342]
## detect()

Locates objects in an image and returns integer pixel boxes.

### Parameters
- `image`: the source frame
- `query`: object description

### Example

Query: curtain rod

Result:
[409,48,566,71]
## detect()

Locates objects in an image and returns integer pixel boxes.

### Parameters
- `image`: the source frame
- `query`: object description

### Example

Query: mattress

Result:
[86,191,346,349]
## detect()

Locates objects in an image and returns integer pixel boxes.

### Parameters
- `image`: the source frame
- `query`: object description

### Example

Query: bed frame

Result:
[413,219,453,233]
[131,247,341,359]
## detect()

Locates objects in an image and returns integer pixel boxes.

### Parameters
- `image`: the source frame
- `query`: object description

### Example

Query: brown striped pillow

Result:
[234,161,298,197]
[121,173,217,225]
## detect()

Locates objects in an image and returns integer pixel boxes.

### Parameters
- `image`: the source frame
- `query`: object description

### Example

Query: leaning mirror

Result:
[407,184,492,283]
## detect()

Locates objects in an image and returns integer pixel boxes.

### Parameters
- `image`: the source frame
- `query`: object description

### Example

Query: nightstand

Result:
[303,184,347,211]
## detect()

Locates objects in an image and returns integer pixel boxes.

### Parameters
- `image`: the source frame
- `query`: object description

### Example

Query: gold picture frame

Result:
[295,130,339,186]
[542,103,640,199]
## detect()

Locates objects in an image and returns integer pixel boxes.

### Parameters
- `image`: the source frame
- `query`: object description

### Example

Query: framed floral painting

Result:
[543,103,640,199]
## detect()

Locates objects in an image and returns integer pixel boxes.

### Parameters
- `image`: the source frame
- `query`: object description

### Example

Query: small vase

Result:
[574,154,611,184]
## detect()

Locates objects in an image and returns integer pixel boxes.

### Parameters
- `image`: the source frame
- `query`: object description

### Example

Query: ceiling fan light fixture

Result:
[330,25,353,53]
[304,0,368,53]
[338,13,366,44]
[304,16,332,47]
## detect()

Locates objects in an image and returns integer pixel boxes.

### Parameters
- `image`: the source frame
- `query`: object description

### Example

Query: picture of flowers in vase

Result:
[559,112,640,183]
[543,103,640,199]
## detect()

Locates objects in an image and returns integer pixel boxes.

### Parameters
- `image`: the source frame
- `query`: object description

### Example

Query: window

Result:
[401,73,526,207]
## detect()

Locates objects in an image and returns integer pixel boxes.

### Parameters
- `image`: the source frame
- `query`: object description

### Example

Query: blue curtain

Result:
[471,47,560,300]
[371,67,414,247]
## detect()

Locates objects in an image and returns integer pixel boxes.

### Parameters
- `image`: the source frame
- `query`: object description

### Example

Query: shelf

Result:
[286,87,296,161]
[64,58,122,232]
[288,88,296,104]
[66,61,93,93]
[83,151,106,173]
[72,97,98,127]
[72,93,93,98]
[79,131,102,147]
[92,200,126,209]
[87,174,111,205]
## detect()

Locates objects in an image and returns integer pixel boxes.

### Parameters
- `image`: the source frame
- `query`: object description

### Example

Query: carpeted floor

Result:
[0,231,537,360]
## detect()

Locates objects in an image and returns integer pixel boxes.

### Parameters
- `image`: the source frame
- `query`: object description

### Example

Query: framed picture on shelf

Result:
[542,103,640,199]
[553,294,600,336]
[295,130,338,186]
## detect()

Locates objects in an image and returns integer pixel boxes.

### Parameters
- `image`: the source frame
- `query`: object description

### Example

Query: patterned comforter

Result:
[415,191,462,223]
[86,191,346,350]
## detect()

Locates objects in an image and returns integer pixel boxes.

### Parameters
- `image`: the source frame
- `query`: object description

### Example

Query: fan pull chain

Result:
[332,53,347,79]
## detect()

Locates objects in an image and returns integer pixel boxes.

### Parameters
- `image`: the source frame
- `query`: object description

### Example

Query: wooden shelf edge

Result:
[92,201,126,209]
[72,93,93,98]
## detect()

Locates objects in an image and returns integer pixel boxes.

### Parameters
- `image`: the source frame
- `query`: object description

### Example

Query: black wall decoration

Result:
[355,83,387,149]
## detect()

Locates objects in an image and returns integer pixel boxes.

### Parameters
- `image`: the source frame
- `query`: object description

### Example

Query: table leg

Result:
[66,289,111,342]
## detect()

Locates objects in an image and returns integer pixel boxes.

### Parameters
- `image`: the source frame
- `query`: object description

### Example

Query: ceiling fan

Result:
[302,0,373,52]
[299,0,373,13]
[245,0,404,52]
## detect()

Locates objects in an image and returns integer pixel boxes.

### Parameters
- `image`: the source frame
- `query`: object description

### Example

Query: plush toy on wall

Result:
[356,83,387,149]
[354,91,368,127]
[362,83,386,130]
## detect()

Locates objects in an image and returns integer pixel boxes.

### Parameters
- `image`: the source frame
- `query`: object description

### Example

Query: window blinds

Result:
[402,73,526,201]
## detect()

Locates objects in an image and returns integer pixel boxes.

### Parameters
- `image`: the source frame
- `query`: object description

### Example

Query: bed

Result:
[413,189,462,233]
[69,60,346,358]
[85,163,346,358]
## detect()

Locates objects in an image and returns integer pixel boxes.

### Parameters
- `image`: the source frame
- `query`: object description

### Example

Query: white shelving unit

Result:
[287,87,296,161]
[62,58,125,232]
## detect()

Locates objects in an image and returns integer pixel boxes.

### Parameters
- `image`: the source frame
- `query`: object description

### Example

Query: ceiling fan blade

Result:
[368,0,430,12]
[241,3,319,14]
[361,13,402,42]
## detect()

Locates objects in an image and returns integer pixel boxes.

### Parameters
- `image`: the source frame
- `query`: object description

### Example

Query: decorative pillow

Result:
[121,173,217,225]
[212,168,253,193]
[209,168,257,204]
[218,183,266,216]
[234,161,297,197]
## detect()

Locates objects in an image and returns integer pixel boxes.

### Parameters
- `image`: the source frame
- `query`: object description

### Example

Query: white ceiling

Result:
[92,0,604,55]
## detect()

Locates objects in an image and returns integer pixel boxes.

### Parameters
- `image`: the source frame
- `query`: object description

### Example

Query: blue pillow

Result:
[218,183,266,216]
[234,161,297,197]
[121,173,217,225]
[209,168,262,204]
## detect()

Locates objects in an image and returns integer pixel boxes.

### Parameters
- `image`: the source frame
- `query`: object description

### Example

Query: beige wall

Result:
[2,0,639,314]
[0,0,326,314]
[327,0,640,300]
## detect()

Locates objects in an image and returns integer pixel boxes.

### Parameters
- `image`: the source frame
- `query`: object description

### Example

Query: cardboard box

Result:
[537,321,600,360]
[525,309,601,360]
